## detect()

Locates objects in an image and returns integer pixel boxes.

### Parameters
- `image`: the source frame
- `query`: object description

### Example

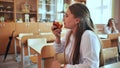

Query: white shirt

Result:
[54,30,101,68]
[104,25,119,34]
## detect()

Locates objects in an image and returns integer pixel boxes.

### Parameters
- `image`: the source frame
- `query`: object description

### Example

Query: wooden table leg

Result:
[38,54,41,68]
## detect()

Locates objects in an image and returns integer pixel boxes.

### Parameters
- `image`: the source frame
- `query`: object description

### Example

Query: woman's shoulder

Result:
[82,30,97,38]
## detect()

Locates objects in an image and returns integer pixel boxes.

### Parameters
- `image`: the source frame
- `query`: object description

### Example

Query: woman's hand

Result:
[51,25,62,38]
[51,60,61,68]
[51,21,63,44]
[111,22,117,31]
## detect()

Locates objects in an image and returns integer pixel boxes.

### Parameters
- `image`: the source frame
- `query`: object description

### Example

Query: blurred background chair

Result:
[102,47,119,65]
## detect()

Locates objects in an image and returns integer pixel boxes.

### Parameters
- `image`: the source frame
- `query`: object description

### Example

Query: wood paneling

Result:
[0,23,15,55]
[0,23,54,54]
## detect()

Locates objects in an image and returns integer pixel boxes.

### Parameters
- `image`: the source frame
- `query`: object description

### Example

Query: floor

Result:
[0,54,120,68]
[0,54,37,68]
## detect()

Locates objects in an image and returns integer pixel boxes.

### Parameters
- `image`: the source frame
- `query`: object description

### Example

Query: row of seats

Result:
[28,37,120,68]
[16,33,120,68]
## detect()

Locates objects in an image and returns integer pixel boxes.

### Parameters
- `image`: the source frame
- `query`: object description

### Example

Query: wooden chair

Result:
[102,47,119,65]
[101,39,111,48]
[99,49,104,67]
[108,33,120,47]
[40,45,56,68]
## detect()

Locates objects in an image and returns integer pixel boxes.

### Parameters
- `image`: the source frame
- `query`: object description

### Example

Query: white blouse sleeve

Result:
[104,25,111,34]
[53,30,71,53]
[66,30,101,68]
[53,37,66,53]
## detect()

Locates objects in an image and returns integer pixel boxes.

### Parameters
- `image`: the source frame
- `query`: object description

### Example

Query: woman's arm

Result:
[104,26,111,34]
[112,26,119,33]
[111,22,119,33]
[53,37,66,53]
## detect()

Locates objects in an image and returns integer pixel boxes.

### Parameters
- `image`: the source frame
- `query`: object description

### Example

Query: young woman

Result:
[104,18,119,34]
[51,2,101,68]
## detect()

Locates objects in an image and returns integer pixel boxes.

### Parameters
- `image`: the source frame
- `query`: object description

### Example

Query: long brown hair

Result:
[66,3,96,65]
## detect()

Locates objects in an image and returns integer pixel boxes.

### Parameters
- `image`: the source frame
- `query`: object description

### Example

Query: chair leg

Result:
[41,58,45,68]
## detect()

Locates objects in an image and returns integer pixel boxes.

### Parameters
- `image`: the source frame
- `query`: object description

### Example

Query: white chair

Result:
[27,38,47,64]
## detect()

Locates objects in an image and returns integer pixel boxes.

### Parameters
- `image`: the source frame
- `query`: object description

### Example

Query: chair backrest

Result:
[102,47,119,64]
[40,45,56,68]
[101,39,111,48]
[41,45,55,58]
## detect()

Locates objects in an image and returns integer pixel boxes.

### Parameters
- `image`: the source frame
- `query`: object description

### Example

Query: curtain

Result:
[113,0,120,31]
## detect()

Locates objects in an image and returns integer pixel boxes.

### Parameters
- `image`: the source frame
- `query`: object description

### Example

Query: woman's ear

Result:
[75,18,80,24]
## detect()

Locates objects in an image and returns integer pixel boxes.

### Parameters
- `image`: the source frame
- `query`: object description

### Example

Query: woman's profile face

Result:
[109,19,115,27]
[63,9,78,29]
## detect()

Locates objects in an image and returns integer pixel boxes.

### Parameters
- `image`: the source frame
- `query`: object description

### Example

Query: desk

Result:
[14,35,42,68]
[14,37,26,68]
[14,32,65,68]
[14,35,55,68]
[100,62,120,68]
[98,34,108,39]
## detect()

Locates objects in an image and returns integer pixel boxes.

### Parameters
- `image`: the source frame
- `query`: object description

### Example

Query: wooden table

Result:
[100,62,120,68]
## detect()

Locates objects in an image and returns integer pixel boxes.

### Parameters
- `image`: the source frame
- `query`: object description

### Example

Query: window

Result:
[86,0,112,24]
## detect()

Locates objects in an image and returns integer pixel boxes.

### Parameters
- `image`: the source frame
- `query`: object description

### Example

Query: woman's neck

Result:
[71,26,77,36]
